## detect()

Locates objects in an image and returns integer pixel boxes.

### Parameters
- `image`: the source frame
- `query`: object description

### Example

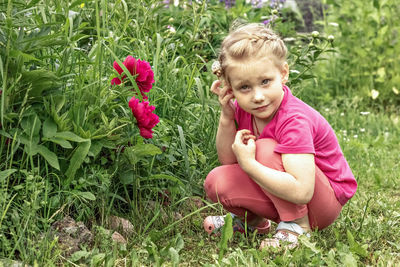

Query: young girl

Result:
[203,23,357,249]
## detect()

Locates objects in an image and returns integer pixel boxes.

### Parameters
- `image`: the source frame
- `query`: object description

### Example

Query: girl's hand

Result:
[210,80,235,121]
[232,129,257,167]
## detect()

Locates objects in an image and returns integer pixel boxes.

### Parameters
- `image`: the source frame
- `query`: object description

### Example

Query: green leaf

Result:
[91,253,105,265]
[169,247,179,266]
[120,170,134,185]
[65,140,91,180]
[0,169,17,182]
[37,145,60,170]
[124,143,162,164]
[21,69,61,97]
[299,235,321,254]
[346,230,367,257]
[74,191,96,201]
[54,131,87,142]
[0,130,12,139]
[42,118,57,138]
[218,213,233,262]
[341,253,357,267]
[43,137,72,149]
[134,143,162,156]
[9,49,41,62]
[373,0,379,9]
[88,141,102,158]
[21,113,41,137]
[24,142,39,156]
[69,250,90,262]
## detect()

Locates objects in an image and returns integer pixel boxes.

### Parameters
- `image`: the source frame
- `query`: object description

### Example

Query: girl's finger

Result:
[210,80,221,95]
[242,134,256,145]
[220,93,234,106]
[221,85,232,97]
[235,129,251,143]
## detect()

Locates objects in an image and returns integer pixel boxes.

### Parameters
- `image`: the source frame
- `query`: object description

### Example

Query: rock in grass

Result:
[108,216,134,237]
[111,231,127,244]
[51,216,93,256]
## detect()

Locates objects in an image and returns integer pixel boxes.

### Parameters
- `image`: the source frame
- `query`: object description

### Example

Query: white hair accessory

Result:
[211,61,222,77]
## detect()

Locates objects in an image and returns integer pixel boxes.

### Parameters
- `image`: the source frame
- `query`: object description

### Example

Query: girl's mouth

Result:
[254,104,269,111]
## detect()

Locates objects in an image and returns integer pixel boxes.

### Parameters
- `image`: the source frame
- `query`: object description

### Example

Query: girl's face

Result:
[226,55,289,124]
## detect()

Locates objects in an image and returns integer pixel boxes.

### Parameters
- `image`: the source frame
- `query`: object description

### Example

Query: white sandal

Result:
[259,221,309,250]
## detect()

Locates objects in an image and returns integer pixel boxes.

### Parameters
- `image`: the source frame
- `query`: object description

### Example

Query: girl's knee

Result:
[204,166,233,203]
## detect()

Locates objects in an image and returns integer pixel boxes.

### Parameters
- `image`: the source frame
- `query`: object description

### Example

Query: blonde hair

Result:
[215,23,287,82]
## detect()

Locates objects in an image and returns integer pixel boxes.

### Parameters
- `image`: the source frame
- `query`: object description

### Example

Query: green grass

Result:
[1,0,400,266]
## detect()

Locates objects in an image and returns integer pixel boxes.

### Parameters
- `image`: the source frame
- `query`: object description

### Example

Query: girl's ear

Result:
[280,62,289,84]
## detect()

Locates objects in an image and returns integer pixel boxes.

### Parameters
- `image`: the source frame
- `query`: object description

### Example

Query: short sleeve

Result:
[274,115,316,154]
[234,101,252,131]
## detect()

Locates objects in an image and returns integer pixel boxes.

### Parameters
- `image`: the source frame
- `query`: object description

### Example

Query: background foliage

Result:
[0,0,399,265]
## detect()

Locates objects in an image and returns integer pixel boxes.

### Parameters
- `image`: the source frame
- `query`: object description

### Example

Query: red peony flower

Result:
[111,56,155,99]
[128,96,160,139]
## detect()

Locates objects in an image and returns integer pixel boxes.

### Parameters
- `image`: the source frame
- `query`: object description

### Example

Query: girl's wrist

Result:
[219,114,235,126]
[239,158,258,173]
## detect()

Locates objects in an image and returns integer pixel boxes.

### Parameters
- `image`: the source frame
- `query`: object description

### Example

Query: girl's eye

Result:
[262,79,270,85]
[240,85,249,90]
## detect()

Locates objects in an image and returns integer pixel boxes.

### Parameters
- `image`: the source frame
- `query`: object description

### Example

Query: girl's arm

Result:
[216,115,237,164]
[232,130,315,204]
[211,80,237,164]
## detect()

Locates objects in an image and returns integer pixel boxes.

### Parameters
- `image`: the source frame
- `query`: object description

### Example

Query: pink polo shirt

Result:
[234,85,357,205]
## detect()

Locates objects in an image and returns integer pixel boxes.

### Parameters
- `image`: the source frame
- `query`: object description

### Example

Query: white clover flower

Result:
[360,128,365,132]
[325,108,330,112]
[167,25,176,34]
[340,112,344,116]
[353,135,358,138]
[393,87,399,95]
[360,111,370,115]
[328,35,335,41]
[371,89,379,100]
[329,22,339,27]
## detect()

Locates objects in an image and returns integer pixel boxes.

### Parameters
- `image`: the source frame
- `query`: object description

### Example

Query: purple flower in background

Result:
[270,0,286,9]
[221,0,286,9]
[250,0,263,8]
[220,0,235,8]
[263,19,271,25]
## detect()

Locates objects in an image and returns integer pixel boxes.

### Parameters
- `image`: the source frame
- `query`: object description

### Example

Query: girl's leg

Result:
[204,164,280,223]
[307,167,342,229]
[254,139,342,230]
[204,138,342,230]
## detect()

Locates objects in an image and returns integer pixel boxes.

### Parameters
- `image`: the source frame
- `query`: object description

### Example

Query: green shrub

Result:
[314,0,400,108]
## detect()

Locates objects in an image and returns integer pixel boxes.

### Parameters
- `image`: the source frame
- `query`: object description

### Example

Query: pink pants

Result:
[204,139,342,230]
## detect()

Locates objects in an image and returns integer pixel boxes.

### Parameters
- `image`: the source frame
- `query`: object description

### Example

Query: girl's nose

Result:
[253,88,265,102]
